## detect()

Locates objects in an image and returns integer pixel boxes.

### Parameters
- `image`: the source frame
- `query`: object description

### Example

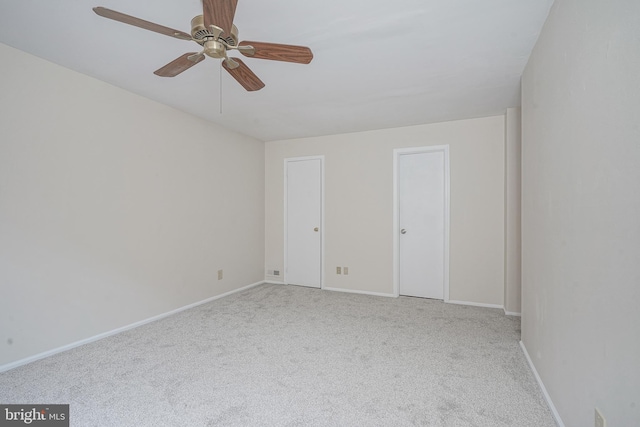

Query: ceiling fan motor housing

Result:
[190,15,238,47]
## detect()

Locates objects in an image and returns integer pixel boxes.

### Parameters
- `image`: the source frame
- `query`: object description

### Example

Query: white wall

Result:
[265,116,505,305]
[521,0,640,426]
[504,107,521,314]
[0,43,265,367]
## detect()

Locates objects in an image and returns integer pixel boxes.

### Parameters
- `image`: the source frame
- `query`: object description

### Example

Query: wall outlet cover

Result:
[336,267,341,274]
[217,269,223,280]
[595,408,606,427]
[343,267,349,275]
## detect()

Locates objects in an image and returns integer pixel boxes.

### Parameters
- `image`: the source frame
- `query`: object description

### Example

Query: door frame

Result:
[284,155,325,288]
[393,145,450,300]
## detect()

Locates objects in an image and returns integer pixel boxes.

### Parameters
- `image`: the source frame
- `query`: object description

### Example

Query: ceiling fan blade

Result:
[93,7,192,41]
[222,58,265,91]
[238,41,313,64]
[203,0,238,37]
[154,53,205,77]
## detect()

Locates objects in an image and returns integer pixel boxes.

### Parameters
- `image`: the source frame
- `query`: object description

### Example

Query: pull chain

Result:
[219,59,223,115]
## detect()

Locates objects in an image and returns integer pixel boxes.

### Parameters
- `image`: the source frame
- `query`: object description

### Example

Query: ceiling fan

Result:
[93,0,313,91]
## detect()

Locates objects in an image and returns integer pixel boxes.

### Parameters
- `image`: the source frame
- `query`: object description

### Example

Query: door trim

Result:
[393,146,450,300]
[284,156,325,288]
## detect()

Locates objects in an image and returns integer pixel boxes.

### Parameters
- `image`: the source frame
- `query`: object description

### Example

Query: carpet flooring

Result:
[0,283,556,426]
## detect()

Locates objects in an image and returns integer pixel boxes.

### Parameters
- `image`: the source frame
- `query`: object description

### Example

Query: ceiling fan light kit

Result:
[93,0,313,91]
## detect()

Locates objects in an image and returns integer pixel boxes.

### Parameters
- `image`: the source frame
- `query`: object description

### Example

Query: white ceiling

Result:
[0,0,553,141]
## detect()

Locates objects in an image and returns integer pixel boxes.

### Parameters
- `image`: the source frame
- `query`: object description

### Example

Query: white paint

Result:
[519,341,566,427]
[398,150,445,299]
[322,287,395,299]
[0,0,554,141]
[521,0,640,425]
[284,157,324,288]
[394,146,450,300]
[503,309,521,317]
[0,281,266,373]
[447,300,503,310]
[265,116,504,304]
[0,44,265,367]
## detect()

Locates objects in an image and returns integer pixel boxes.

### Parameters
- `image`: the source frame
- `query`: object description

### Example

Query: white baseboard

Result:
[446,299,503,310]
[264,280,285,285]
[504,308,522,316]
[322,286,395,298]
[0,280,265,373]
[519,341,565,427]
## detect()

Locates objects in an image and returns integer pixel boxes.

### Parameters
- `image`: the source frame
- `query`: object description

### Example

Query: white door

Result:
[285,157,323,288]
[398,149,447,299]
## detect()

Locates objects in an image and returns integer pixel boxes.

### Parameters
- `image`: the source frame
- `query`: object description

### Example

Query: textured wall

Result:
[504,107,522,314]
[521,0,640,425]
[0,43,265,367]
[265,116,505,305]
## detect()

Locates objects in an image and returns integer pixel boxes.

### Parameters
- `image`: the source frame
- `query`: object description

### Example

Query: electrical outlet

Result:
[343,267,349,275]
[336,266,341,274]
[218,269,223,280]
[274,270,280,276]
[595,408,606,427]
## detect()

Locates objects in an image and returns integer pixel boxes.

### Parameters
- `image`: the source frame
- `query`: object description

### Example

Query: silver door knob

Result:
[314,227,319,232]
[401,229,407,234]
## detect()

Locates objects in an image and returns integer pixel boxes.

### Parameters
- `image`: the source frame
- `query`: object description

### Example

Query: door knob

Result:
[314,227,319,232]
[400,229,407,234]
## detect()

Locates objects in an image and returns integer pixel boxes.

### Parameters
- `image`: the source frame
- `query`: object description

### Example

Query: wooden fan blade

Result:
[239,41,313,64]
[222,58,265,91]
[203,0,238,37]
[93,7,192,41]
[154,53,205,77]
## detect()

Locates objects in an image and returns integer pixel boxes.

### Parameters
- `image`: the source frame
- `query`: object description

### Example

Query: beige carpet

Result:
[0,283,556,426]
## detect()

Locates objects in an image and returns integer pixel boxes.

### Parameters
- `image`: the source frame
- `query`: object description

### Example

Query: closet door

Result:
[285,157,323,288]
